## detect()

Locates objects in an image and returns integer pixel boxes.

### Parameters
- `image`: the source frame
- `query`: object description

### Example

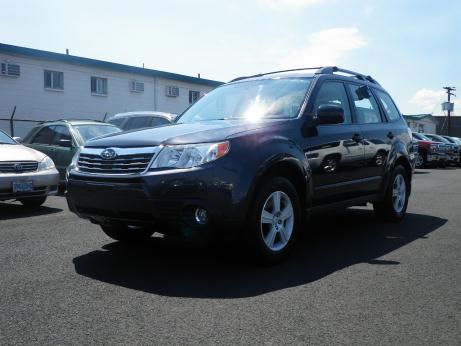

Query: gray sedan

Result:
[0,130,59,207]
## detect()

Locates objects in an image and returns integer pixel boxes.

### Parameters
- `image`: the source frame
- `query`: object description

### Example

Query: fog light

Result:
[194,208,209,225]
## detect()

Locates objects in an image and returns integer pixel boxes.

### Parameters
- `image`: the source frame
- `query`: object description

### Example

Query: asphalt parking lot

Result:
[1,168,460,345]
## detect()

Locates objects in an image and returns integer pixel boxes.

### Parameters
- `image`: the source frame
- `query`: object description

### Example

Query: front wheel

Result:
[246,176,301,263]
[100,223,154,242]
[373,165,409,222]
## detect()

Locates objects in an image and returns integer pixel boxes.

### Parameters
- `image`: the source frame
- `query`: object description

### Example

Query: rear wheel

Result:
[373,165,409,222]
[415,151,425,168]
[100,223,154,242]
[246,176,301,263]
[19,196,47,208]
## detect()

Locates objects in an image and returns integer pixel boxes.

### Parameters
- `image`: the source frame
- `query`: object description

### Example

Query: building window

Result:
[91,77,108,95]
[0,62,20,77]
[166,86,179,97]
[130,81,144,93]
[189,90,200,104]
[44,70,64,90]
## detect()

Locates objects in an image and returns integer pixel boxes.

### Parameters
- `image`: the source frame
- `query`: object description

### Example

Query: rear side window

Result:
[375,90,401,121]
[31,126,55,145]
[312,81,352,124]
[348,84,382,124]
[125,117,152,130]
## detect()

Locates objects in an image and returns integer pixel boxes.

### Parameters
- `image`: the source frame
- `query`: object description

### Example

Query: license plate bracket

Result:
[12,181,34,193]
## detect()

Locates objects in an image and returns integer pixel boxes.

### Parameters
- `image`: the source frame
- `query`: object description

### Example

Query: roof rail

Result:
[315,66,380,85]
[229,67,323,83]
[37,118,104,124]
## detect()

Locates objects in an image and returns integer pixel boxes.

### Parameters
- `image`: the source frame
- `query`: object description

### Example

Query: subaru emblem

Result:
[100,148,117,160]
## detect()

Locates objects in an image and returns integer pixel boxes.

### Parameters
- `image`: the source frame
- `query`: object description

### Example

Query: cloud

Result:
[258,0,330,9]
[409,89,446,113]
[279,27,367,69]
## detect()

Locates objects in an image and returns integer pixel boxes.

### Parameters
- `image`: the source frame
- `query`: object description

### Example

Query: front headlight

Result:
[150,141,230,169]
[38,156,55,171]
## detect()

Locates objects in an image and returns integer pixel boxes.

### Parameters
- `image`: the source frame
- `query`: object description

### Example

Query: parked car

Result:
[441,135,461,165]
[412,132,448,168]
[423,133,460,165]
[66,66,414,263]
[106,111,176,131]
[0,129,59,207]
[21,120,121,182]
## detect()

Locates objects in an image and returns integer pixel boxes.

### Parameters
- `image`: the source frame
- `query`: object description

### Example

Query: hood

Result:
[85,119,285,147]
[0,144,46,162]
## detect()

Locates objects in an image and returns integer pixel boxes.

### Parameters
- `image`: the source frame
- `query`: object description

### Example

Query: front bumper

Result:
[427,153,447,163]
[66,163,248,234]
[0,168,59,200]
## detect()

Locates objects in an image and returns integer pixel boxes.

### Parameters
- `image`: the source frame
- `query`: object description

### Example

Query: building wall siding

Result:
[0,53,216,136]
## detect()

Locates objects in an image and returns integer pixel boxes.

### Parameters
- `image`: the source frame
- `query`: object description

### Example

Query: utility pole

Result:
[443,86,456,135]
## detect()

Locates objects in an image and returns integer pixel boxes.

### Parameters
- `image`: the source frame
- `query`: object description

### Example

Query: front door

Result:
[302,80,365,204]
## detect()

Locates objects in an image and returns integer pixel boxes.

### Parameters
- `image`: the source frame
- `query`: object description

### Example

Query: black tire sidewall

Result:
[247,176,301,263]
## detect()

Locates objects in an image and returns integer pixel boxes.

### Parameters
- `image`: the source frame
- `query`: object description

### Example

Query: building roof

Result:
[403,114,435,121]
[0,43,223,87]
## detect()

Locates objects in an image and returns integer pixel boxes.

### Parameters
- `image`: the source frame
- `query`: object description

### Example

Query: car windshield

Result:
[427,134,449,143]
[0,130,17,144]
[74,124,122,143]
[177,78,313,123]
[413,133,430,141]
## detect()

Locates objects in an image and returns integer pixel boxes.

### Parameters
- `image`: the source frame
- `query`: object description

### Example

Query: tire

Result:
[246,176,301,264]
[373,165,409,222]
[100,223,154,242]
[415,152,425,168]
[19,196,47,208]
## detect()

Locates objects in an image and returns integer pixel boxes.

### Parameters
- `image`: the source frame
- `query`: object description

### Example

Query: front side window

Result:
[375,90,401,121]
[312,81,352,124]
[348,84,382,124]
[91,77,108,95]
[50,125,72,146]
[44,70,64,90]
[177,78,312,124]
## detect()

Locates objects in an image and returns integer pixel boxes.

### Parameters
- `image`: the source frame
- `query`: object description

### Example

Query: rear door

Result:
[303,80,365,203]
[26,126,55,159]
[346,83,392,191]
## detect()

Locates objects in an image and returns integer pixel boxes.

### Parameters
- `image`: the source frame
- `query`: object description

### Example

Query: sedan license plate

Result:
[12,181,34,193]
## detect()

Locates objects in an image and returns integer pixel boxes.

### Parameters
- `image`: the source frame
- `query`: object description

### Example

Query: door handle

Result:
[352,133,363,142]
[387,132,394,139]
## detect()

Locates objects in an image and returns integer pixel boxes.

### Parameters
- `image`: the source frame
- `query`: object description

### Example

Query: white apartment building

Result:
[0,43,222,136]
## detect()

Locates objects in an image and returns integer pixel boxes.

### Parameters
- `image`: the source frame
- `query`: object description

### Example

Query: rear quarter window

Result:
[375,90,401,121]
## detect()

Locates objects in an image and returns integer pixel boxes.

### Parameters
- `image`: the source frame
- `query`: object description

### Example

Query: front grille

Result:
[77,149,156,175]
[0,161,38,173]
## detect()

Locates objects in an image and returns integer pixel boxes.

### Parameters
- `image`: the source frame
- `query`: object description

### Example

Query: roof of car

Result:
[108,111,176,121]
[39,119,116,126]
[228,66,382,87]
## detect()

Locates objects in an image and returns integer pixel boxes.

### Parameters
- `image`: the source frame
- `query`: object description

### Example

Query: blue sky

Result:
[1,0,460,114]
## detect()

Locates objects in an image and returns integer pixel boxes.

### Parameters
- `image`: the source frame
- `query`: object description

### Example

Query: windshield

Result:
[413,133,431,141]
[75,124,122,143]
[426,134,449,143]
[177,78,312,124]
[0,130,17,144]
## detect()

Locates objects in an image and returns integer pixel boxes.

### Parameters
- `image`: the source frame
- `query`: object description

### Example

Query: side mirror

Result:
[13,137,22,143]
[356,85,371,100]
[316,105,344,125]
[58,139,73,148]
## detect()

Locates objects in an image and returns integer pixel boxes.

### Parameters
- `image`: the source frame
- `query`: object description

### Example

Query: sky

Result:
[1,0,460,115]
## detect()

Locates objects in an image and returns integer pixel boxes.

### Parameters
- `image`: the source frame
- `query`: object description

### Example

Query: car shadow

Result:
[0,202,62,220]
[73,209,447,299]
